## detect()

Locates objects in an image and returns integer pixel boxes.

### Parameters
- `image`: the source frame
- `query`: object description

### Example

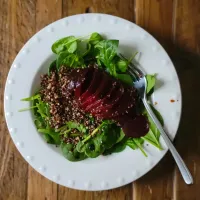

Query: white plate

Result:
[4,14,181,191]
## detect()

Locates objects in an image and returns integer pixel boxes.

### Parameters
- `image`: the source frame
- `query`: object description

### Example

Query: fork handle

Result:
[143,99,193,185]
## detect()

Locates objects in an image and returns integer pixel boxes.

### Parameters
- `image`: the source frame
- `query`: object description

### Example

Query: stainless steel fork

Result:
[119,54,193,185]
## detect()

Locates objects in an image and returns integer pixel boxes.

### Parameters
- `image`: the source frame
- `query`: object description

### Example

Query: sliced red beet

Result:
[62,68,92,98]
[91,84,124,116]
[74,68,95,98]
[86,81,117,112]
[79,69,103,104]
[84,75,114,111]
[111,88,138,117]
[122,115,149,138]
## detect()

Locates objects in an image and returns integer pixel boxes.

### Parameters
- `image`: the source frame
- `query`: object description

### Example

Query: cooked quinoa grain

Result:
[40,66,101,133]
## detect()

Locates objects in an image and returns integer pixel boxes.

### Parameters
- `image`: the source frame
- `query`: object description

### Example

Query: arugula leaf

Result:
[66,121,87,133]
[21,94,40,101]
[51,36,78,54]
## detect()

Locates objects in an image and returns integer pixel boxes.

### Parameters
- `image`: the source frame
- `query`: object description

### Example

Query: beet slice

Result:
[79,69,103,104]
[62,68,92,98]
[92,84,124,116]
[86,81,117,112]
[74,68,95,98]
[122,115,149,138]
[111,87,138,117]
[84,74,115,111]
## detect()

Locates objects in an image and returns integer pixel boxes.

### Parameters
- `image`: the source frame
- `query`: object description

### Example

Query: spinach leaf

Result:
[51,36,78,54]
[116,129,125,143]
[116,59,128,72]
[126,138,147,157]
[142,105,164,150]
[89,32,103,45]
[48,60,56,76]
[76,122,121,158]
[116,74,133,85]
[103,137,127,155]
[56,51,85,70]
[61,143,87,162]
[146,74,156,94]
[38,128,61,145]
[95,40,119,74]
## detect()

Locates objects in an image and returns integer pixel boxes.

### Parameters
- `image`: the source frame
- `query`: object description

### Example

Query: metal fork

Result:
[119,54,193,185]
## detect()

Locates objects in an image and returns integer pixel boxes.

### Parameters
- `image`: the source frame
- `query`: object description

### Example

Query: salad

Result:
[20,32,163,162]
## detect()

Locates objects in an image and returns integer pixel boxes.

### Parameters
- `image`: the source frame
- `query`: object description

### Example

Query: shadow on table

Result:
[136,45,200,184]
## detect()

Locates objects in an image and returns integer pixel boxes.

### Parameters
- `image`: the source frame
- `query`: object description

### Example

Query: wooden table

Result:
[0,0,200,199]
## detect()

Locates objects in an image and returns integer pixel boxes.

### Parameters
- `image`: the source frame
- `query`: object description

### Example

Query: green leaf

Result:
[56,51,85,70]
[38,128,61,145]
[34,116,46,129]
[21,94,40,101]
[116,129,125,143]
[95,40,119,72]
[89,32,103,45]
[18,105,38,112]
[66,121,87,133]
[116,59,128,72]
[126,138,147,157]
[116,74,133,85]
[61,143,87,162]
[103,137,127,155]
[142,105,164,150]
[146,74,156,94]
[51,36,78,54]
[48,60,56,76]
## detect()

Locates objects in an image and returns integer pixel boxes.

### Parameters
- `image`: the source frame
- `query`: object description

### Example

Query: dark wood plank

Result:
[62,0,135,21]
[133,1,175,200]
[27,0,62,200]
[135,0,174,52]
[0,0,35,200]
[173,0,200,199]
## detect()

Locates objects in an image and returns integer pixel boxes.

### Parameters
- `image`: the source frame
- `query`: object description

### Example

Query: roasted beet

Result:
[121,115,149,138]
[63,67,149,138]
[80,69,103,104]
[82,72,113,110]
[74,68,95,98]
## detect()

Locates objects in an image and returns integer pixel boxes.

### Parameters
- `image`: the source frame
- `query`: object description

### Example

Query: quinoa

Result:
[40,66,101,134]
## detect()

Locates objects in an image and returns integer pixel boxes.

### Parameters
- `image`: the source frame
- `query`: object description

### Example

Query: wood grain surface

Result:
[0,0,199,199]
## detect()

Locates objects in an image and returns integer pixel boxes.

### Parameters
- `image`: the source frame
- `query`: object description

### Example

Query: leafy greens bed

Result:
[20,32,163,162]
